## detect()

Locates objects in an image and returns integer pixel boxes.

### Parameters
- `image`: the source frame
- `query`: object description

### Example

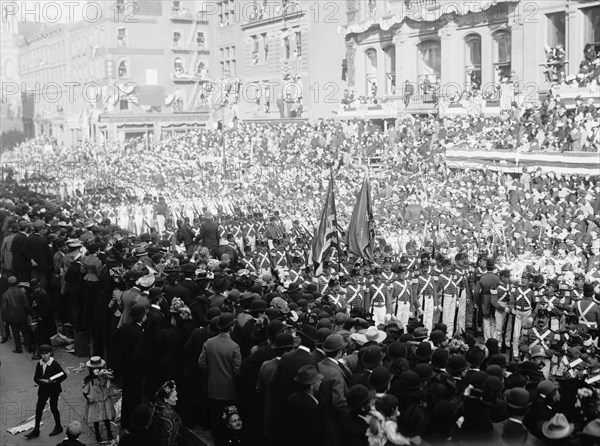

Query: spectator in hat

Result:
[0,223,18,275]
[198,312,241,445]
[10,220,31,282]
[258,332,295,442]
[22,220,52,290]
[283,364,326,446]
[118,404,160,446]
[151,380,186,446]
[24,344,66,438]
[271,324,318,443]
[56,421,85,446]
[1,275,32,353]
[118,273,153,328]
[317,333,349,446]
[28,278,56,359]
[339,384,373,446]
[197,213,220,255]
[116,303,147,430]
[493,387,535,445]
[82,356,115,442]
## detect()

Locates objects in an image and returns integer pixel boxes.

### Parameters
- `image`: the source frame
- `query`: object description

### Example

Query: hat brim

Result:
[295,373,324,385]
[86,360,106,368]
[217,320,235,330]
[543,422,574,439]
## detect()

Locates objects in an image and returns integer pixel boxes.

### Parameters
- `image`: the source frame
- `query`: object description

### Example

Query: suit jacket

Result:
[491,419,542,446]
[198,332,241,400]
[339,413,369,446]
[317,357,349,446]
[284,392,325,446]
[10,232,28,271]
[311,348,326,363]
[34,357,67,396]
[118,287,142,328]
[1,233,15,271]
[144,306,165,350]
[22,233,52,271]
[117,322,145,377]
[271,347,316,439]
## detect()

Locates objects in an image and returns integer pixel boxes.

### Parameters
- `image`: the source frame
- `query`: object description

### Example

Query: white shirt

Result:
[40,356,54,375]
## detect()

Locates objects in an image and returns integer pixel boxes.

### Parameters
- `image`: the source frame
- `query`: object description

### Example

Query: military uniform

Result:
[388,270,412,328]
[412,262,439,333]
[509,276,536,358]
[438,265,461,338]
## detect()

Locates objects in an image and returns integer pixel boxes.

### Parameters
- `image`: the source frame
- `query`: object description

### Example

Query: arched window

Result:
[174,57,184,74]
[365,48,378,97]
[465,34,482,90]
[118,59,128,78]
[493,30,511,82]
[384,46,396,94]
[417,40,441,95]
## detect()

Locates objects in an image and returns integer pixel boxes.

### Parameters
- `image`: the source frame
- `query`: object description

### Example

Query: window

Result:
[219,45,236,79]
[252,36,259,64]
[117,28,127,47]
[197,32,205,48]
[174,57,184,74]
[173,31,181,48]
[417,40,441,95]
[368,0,377,17]
[493,31,511,81]
[172,0,180,11]
[118,60,128,78]
[295,30,301,57]
[262,33,268,62]
[384,46,396,94]
[546,12,565,48]
[284,35,290,59]
[584,6,600,43]
[365,48,378,97]
[465,34,482,89]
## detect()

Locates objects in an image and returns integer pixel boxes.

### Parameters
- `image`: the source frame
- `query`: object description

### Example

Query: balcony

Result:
[170,72,209,83]
[171,42,208,53]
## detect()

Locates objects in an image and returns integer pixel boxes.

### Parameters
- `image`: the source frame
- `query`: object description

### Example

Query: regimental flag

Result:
[311,178,339,274]
[346,176,374,261]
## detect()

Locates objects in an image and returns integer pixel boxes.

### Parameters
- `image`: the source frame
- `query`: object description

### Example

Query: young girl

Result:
[82,356,116,443]
[367,394,411,446]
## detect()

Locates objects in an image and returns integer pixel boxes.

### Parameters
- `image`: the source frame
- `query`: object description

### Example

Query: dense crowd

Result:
[0,131,600,446]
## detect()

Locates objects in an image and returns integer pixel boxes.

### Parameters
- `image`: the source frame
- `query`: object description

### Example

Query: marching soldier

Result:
[254,239,272,276]
[368,268,387,327]
[346,272,367,315]
[454,253,471,336]
[574,283,600,337]
[509,272,536,360]
[492,269,513,347]
[388,266,412,329]
[437,259,460,338]
[412,259,439,333]
[519,309,554,361]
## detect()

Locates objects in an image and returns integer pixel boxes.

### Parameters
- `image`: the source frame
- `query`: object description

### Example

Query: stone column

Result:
[438,20,460,98]
[377,47,386,97]
[507,15,524,86]
[565,5,582,77]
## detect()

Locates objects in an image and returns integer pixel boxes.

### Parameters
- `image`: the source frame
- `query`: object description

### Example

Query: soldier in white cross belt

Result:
[368,268,388,327]
[492,269,513,345]
[574,282,600,346]
[412,260,439,333]
[437,259,460,338]
[387,265,412,329]
[509,272,536,359]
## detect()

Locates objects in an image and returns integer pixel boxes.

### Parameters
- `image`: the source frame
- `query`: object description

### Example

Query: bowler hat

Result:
[368,366,393,391]
[414,363,435,381]
[466,346,486,368]
[447,355,468,375]
[204,307,221,323]
[130,304,147,321]
[294,364,323,385]
[431,348,449,370]
[250,299,268,315]
[316,328,332,347]
[429,330,446,345]
[148,287,164,302]
[322,334,346,353]
[217,312,235,330]
[415,342,432,362]
[298,324,318,342]
[273,332,295,351]
[506,387,531,409]
[361,345,384,369]
[396,371,421,392]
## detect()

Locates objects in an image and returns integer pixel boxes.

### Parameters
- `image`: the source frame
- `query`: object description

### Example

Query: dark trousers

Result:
[9,321,30,352]
[35,392,61,429]
[209,398,234,446]
[121,373,143,430]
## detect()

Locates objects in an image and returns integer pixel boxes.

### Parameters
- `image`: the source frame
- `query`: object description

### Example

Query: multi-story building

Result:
[17,0,212,145]
[1,2,23,133]
[207,0,346,121]
[341,0,600,117]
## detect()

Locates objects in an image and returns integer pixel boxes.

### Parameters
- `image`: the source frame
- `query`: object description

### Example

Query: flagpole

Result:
[330,166,342,275]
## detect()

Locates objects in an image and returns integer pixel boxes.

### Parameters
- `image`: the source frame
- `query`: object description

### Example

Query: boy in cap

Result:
[56,421,85,446]
[25,344,67,438]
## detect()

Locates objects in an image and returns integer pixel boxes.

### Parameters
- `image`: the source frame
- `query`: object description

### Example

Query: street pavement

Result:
[0,340,113,446]
[0,338,211,446]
